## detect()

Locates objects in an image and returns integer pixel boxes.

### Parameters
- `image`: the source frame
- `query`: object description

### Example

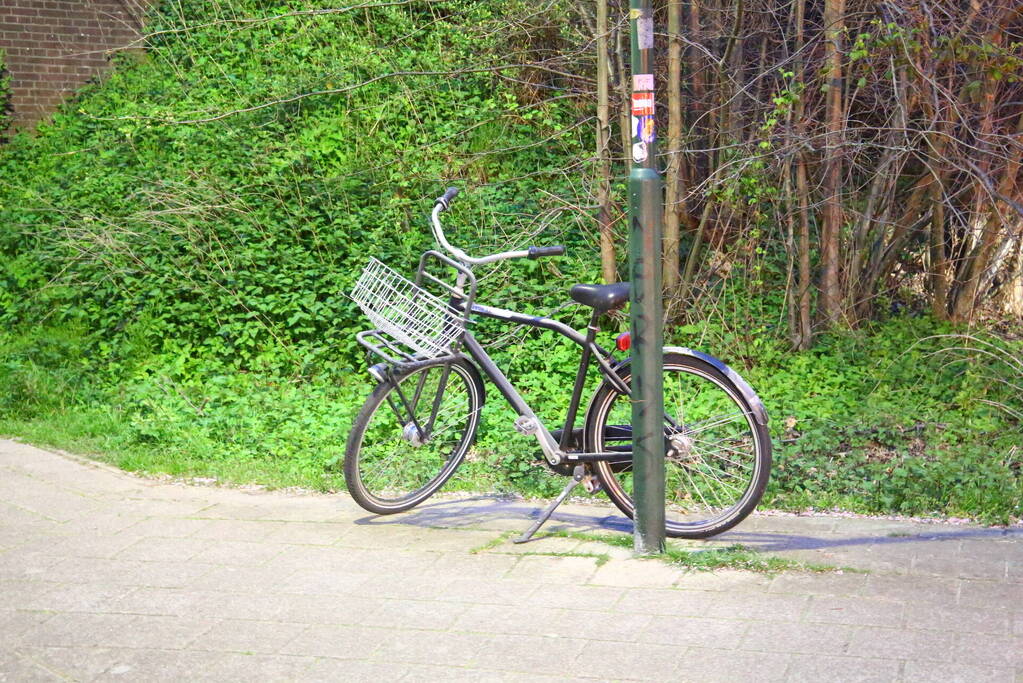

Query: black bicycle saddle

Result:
[569,282,630,312]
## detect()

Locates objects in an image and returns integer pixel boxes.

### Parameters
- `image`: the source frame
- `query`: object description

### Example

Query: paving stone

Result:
[784,654,899,682]
[5,440,1023,682]
[589,557,683,588]
[505,555,599,584]
[470,634,588,674]
[279,623,384,659]
[958,580,1023,609]
[767,571,868,597]
[192,619,309,654]
[677,646,790,682]
[902,660,1017,682]
[805,595,905,626]
[949,633,1023,669]
[371,629,491,667]
[864,573,960,605]
[13,646,121,680]
[903,602,1009,635]
[527,583,625,611]
[846,625,956,661]
[575,640,684,680]
[640,615,747,649]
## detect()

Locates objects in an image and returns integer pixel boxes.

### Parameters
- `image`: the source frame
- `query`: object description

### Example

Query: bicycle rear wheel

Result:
[344,359,484,514]
[584,351,770,538]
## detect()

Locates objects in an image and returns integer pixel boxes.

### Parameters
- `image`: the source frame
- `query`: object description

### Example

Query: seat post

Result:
[558,310,601,451]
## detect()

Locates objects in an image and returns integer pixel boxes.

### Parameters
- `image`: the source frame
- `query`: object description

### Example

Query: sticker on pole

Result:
[636,115,655,144]
[631,92,655,116]
[637,17,654,50]
[633,74,654,91]
[632,141,648,163]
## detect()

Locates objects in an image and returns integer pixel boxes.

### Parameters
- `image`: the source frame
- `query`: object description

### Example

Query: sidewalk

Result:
[1,438,1020,681]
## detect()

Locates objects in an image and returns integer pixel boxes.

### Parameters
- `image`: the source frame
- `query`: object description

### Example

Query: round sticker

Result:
[632,142,648,163]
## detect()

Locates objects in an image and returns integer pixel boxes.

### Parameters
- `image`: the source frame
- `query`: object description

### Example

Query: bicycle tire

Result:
[584,351,771,538]
[344,358,484,514]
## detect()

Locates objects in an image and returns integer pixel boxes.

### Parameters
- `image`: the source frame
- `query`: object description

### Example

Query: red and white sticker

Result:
[633,74,654,91]
[631,92,655,116]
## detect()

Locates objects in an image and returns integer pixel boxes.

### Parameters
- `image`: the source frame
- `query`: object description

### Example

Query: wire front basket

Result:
[351,257,465,359]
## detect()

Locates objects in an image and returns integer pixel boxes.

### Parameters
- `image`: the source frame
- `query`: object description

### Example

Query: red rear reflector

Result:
[615,332,631,351]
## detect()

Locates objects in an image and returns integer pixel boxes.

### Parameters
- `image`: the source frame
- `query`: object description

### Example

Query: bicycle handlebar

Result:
[430,189,565,266]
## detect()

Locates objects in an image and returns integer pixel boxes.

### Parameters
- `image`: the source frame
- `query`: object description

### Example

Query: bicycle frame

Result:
[453,299,632,467]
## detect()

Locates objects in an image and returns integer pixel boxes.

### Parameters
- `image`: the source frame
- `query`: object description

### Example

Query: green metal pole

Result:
[628,0,665,555]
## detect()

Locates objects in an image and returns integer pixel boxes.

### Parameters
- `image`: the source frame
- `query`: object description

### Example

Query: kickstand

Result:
[514,465,585,544]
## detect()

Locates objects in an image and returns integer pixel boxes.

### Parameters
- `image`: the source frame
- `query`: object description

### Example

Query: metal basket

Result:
[351,257,464,359]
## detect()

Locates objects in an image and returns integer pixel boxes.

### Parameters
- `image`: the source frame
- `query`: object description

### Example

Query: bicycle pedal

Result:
[514,416,538,435]
[582,475,603,494]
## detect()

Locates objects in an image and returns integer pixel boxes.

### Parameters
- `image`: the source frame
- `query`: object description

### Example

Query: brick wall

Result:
[0,0,149,131]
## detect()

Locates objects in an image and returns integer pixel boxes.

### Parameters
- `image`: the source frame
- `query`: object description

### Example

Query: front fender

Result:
[604,346,769,426]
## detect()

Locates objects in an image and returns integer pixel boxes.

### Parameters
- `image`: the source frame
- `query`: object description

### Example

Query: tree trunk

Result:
[663,0,683,291]
[596,0,616,284]
[817,0,846,325]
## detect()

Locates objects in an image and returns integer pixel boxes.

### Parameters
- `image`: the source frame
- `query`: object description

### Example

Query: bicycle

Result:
[345,187,771,542]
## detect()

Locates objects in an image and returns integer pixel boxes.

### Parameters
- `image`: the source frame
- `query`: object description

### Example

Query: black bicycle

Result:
[345,188,771,541]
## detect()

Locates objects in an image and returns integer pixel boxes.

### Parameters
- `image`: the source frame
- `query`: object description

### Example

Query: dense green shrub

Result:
[0,0,1019,522]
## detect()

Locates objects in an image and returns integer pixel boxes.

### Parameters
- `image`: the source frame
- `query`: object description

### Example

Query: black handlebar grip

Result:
[528,245,566,259]
[436,186,460,210]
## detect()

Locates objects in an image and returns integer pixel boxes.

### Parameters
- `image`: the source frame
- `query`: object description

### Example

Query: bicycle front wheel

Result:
[584,351,771,538]
[344,359,484,514]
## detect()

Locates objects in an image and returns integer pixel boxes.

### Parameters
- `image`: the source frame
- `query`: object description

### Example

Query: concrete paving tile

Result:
[505,555,599,584]
[470,633,587,673]
[182,565,294,593]
[186,518,288,542]
[553,609,652,643]
[399,663,586,682]
[23,582,135,613]
[740,620,853,655]
[639,615,747,649]
[487,535,584,555]
[14,532,143,561]
[0,650,63,682]
[23,612,139,648]
[187,539,288,567]
[0,610,56,648]
[274,568,374,596]
[303,657,412,681]
[371,628,489,666]
[527,583,625,611]
[1014,613,1023,636]
[726,592,812,622]
[767,571,868,596]
[262,521,350,546]
[359,598,469,631]
[950,634,1023,669]
[589,557,683,588]
[903,660,1016,683]
[430,578,539,606]
[279,623,384,659]
[678,647,790,682]
[98,586,215,617]
[113,536,212,563]
[0,552,63,581]
[275,594,385,626]
[805,595,905,626]
[672,569,773,593]
[863,572,957,605]
[904,602,1009,634]
[615,587,725,617]
[263,544,361,573]
[427,551,522,579]
[189,591,297,622]
[93,649,317,681]
[912,555,1008,580]
[327,547,442,574]
[14,646,122,680]
[846,625,955,661]
[452,604,566,636]
[784,654,900,682]
[118,516,211,539]
[575,640,683,680]
[959,580,1023,609]
[42,557,213,588]
[0,579,62,608]
[192,619,309,654]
